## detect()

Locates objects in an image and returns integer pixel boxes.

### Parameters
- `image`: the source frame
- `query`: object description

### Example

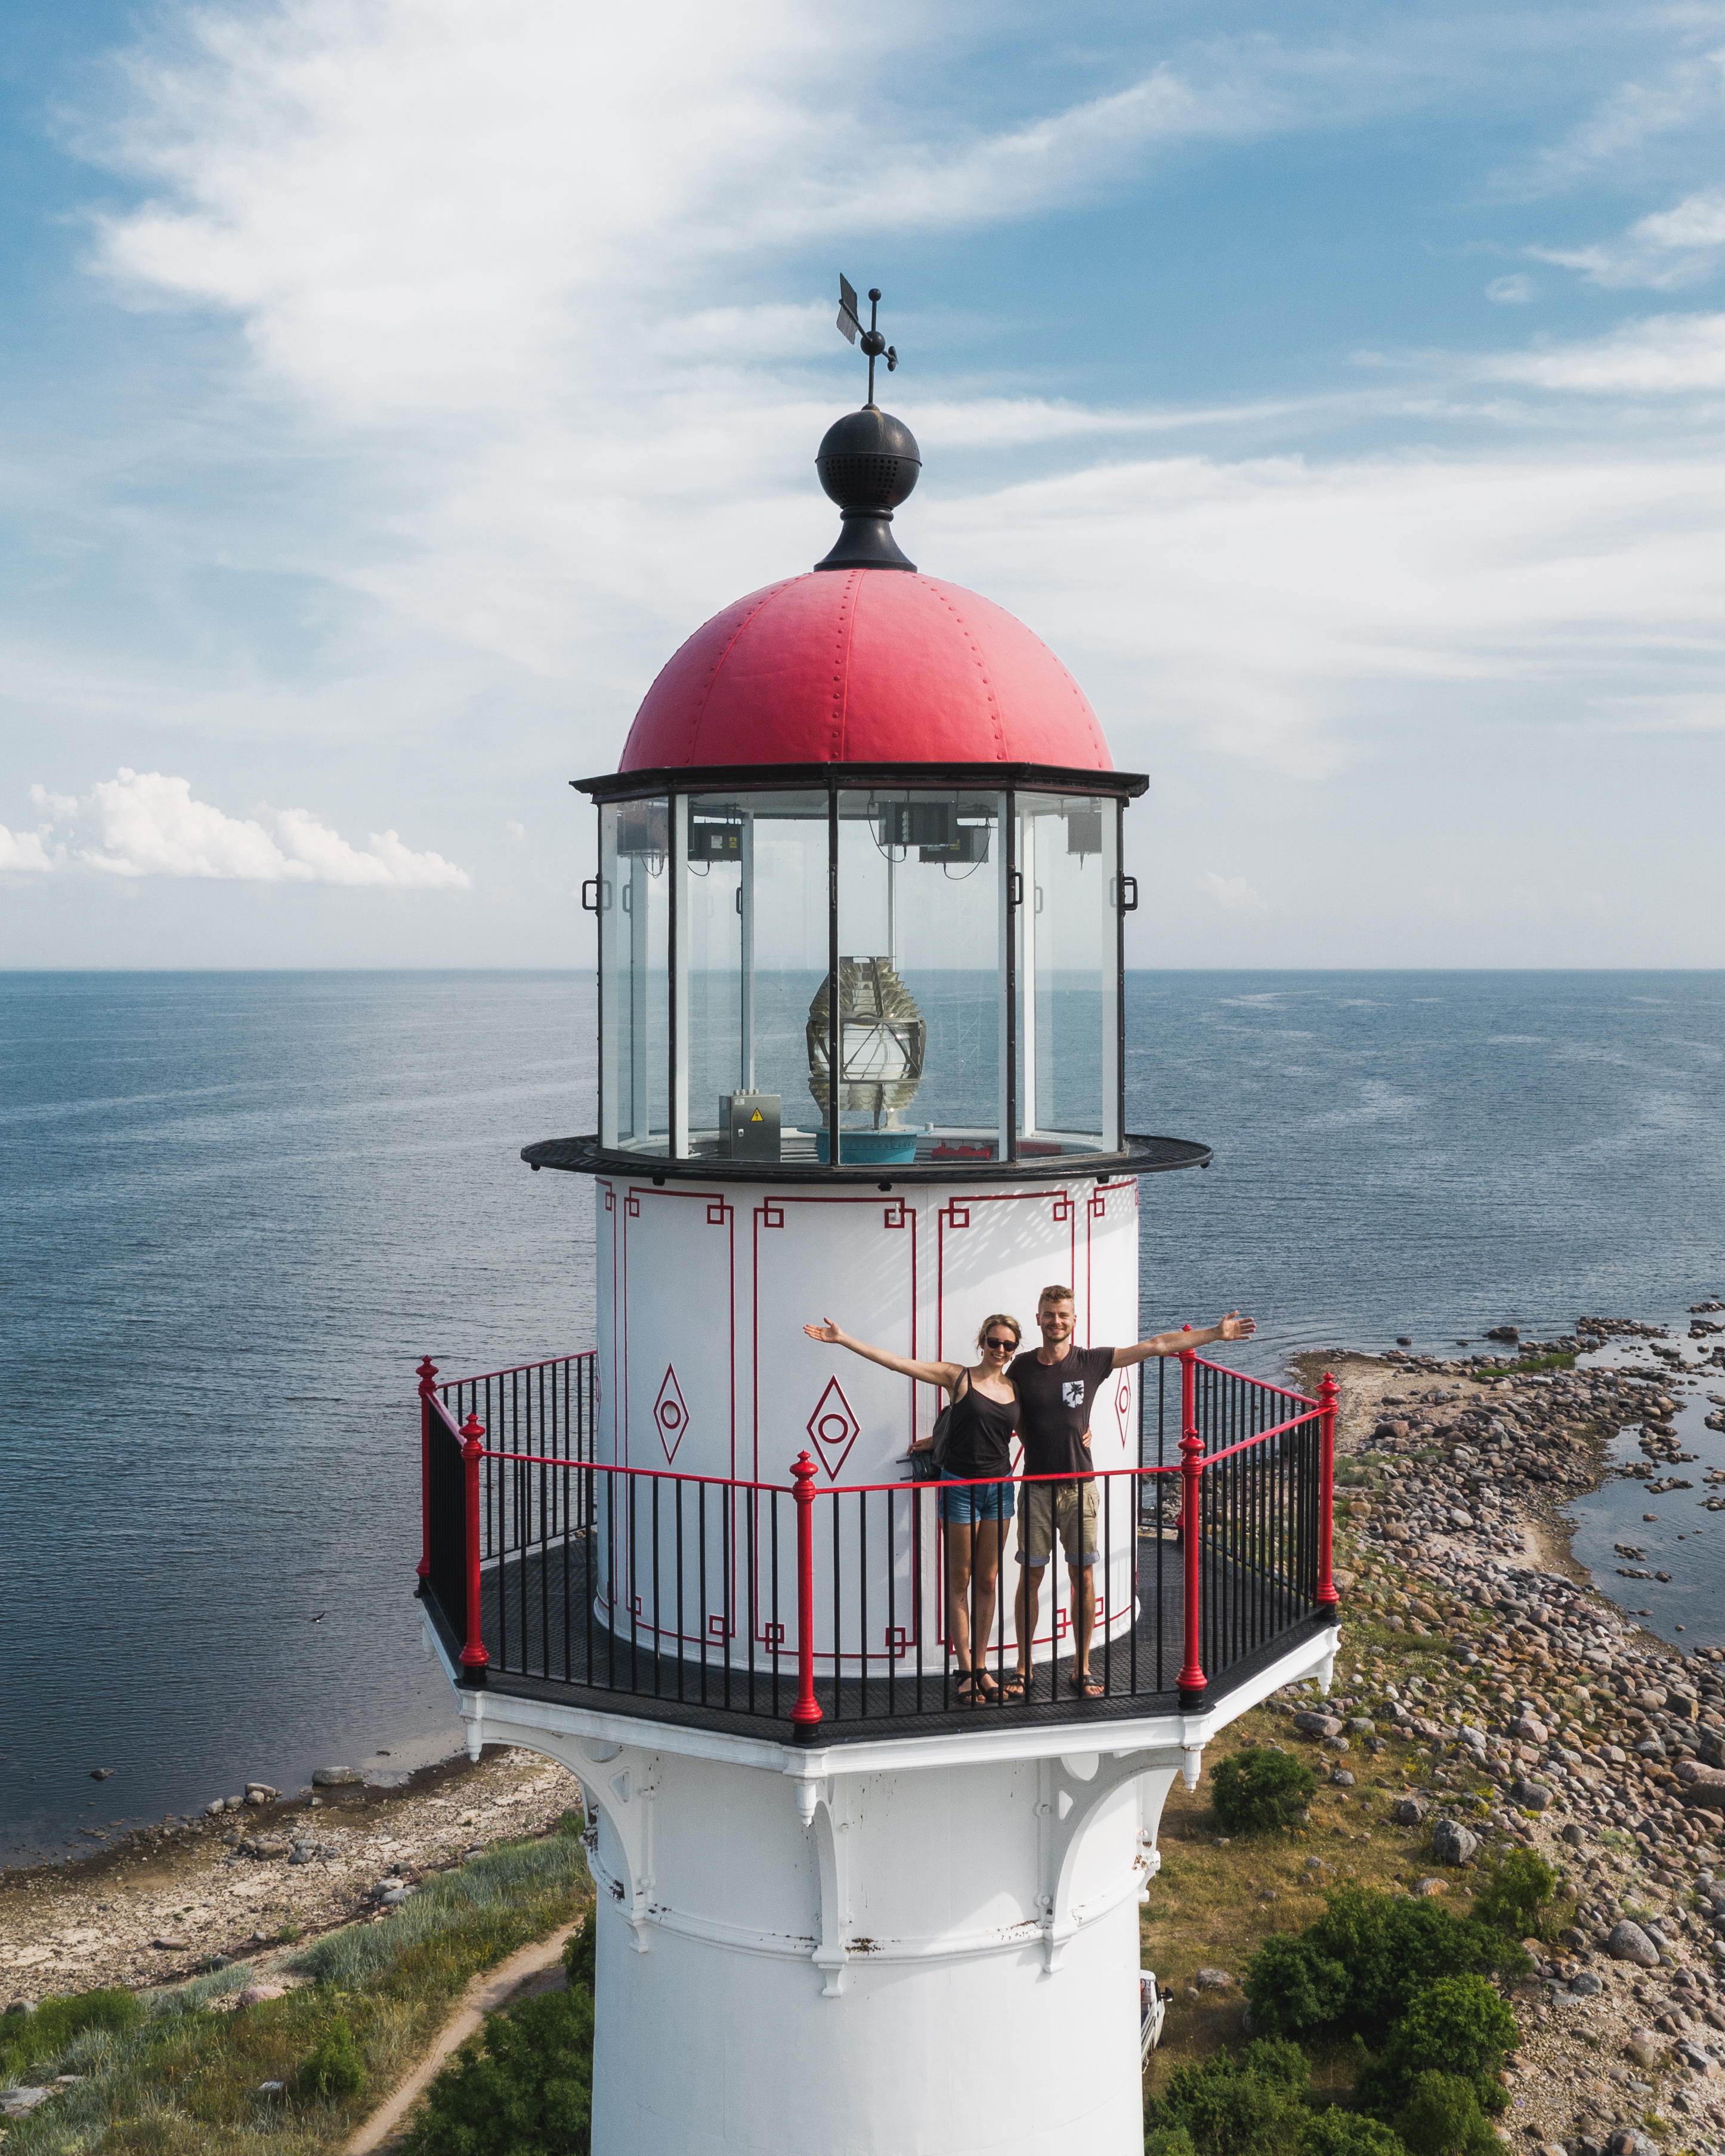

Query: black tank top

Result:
[944,1372,1017,1480]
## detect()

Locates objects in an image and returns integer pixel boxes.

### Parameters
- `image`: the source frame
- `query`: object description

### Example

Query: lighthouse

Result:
[414,295,1343,2156]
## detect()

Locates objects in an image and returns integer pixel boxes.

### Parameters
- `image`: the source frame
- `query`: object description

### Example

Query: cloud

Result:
[1486,274,1535,304]
[41,769,471,886]
[0,825,54,874]
[1478,310,1725,392]
[1200,871,1277,917]
[1529,188,1725,292]
[1504,45,1725,196]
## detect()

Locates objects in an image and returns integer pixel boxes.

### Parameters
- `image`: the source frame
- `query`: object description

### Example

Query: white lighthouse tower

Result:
[415,321,1343,2156]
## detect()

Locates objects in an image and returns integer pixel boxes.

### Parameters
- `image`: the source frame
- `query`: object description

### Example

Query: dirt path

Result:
[345,1917,585,2154]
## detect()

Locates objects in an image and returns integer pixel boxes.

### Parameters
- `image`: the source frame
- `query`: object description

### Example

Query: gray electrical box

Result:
[720,1091,781,1161]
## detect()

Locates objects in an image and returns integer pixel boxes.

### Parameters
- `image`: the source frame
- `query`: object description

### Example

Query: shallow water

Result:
[3,968,1721,1861]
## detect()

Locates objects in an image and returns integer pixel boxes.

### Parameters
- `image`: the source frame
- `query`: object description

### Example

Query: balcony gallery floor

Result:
[420,1538,1330,1747]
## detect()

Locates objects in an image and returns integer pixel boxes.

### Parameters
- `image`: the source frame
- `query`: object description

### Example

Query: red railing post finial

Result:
[790,1450,823,1738]
[415,1356,438,1585]
[1176,1330,1206,1708]
[1315,1372,1340,1613]
[458,1412,490,1683]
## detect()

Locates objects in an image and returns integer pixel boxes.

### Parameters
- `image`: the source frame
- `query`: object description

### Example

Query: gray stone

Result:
[1393,1795,1429,1825]
[1346,1718,1376,1734]
[1513,1779,1554,1812]
[311,1766,363,1787]
[1292,1713,1344,1738]
[1193,1966,1235,1990]
[378,1885,408,1906]
[288,1843,316,1866]
[1571,1971,1605,1996]
[1432,1818,1480,1865]
[1626,2030,1665,2071]
[1607,1920,1662,1968]
[0,2090,55,2120]
[1331,1770,1356,1787]
[1321,1735,1350,1753]
[1607,2135,1657,2156]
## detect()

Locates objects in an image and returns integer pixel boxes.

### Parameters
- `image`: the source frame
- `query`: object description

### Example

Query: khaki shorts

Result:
[1016,1480,1099,1569]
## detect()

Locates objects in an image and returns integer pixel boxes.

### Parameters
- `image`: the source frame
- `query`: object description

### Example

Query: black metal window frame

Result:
[575,761,1148,1183]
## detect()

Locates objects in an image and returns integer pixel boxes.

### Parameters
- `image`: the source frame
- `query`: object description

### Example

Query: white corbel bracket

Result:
[564,1737,661,1954]
[800,1776,854,1999]
[1037,1750,1166,1976]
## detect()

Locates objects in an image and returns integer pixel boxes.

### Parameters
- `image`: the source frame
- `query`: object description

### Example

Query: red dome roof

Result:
[619,569,1111,773]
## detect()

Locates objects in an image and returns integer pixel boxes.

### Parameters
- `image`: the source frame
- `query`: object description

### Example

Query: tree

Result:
[1211,1750,1319,1835]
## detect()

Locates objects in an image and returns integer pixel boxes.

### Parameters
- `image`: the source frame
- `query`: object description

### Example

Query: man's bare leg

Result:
[1015,1563,1044,1688]
[1069,1560,1099,1693]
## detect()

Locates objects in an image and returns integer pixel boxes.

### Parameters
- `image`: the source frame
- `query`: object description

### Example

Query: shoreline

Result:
[0,1745,582,2006]
[1278,1307,1725,2152]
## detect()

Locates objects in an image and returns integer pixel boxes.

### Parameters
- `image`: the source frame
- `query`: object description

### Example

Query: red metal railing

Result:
[414,1348,1338,1735]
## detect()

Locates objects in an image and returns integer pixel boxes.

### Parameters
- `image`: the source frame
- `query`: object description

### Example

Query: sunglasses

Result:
[983,1335,1018,1351]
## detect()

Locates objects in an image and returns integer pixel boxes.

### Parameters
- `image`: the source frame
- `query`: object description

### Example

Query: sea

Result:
[2,969,1722,1864]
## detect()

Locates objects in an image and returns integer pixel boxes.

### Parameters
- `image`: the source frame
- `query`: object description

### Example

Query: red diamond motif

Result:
[806,1376,861,1480]
[653,1364,690,1464]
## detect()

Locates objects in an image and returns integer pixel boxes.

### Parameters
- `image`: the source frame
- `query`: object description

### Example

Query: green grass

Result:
[1,1820,593,2156]
[1470,1353,1576,1378]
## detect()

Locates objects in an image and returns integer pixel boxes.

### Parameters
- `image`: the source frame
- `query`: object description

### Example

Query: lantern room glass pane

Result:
[834,789,1004,1164]
[1016,793,1118,1153]
[681,790,831,1164]
[599,798,670,1154]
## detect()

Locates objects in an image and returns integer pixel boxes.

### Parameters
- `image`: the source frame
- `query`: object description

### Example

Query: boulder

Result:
[1675,1758,1725,1786]
[1292,1713,1344,1739]
[311,1766,362,1787]
[1511,1779,1554,1812]
[1431,1819,1479,1866]
[1193,1966,1234,1990]
[1607,1920,1662,1967]
[1626,2030,1665,2071]
[1511,1713,1550,1744]
[1570,1971,1605,1996]
[1607,2133,1658,2156]
[1683,1782,1725,1814]
[1393,1795,1429,1826]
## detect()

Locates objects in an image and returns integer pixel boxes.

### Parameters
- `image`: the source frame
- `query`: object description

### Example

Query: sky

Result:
[0,1,1722,969]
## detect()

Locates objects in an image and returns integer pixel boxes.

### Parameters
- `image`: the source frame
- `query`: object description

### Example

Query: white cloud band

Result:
[24,771,471,888]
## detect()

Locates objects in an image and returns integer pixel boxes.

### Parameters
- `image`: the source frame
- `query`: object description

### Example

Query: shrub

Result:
[1242,1932,1351,2038]
[1473,1849,1557,1938]
[297,2013,366,2099]
[1211,1750,1318,1835]
[1147,2038,1310,2156]
[564,1915,595,1996]
[1355,1975,1517,2118]
[403,1982,595,2156]
[0,1987,139,2080]
[1297,2111,1409,2156]
[1244,1888,1526,2048]
[1393,2073,1501,2156]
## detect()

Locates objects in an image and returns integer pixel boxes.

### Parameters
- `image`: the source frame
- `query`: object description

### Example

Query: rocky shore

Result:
[1288,1309,1725,2156]
[0,1747,582,2006]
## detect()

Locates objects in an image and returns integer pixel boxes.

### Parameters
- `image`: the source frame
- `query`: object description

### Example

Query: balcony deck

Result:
[419,1533,1331,1747]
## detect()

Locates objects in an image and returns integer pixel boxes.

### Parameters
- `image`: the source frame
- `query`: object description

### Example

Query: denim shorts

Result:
[938,1478,1016,1525]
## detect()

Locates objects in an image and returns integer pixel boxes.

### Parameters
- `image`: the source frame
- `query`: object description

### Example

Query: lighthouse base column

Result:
[561,1741,1176,2156]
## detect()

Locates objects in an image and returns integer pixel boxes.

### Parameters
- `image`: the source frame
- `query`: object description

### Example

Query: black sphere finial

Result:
[819,275,919,572]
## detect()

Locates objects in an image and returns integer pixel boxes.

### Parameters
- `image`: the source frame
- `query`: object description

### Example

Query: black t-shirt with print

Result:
[1008,1343,1115,1480]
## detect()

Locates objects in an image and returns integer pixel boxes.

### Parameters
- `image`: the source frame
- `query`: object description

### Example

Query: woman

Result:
[802,1311,1024,1703]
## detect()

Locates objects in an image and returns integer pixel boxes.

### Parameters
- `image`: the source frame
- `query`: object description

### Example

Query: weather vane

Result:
[836,275,898,407]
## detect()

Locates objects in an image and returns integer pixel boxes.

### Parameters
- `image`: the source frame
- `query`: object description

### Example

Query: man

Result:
[1009,1286,1256,1700]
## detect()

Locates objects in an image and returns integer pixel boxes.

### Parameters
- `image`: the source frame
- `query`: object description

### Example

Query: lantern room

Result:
[579,523,1149,1174]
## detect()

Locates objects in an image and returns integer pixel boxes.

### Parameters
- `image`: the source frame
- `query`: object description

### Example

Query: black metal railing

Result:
[415,1348,1338,1736]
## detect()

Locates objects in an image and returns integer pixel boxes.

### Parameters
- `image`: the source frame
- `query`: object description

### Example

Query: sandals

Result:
[1067,1668,1104,1698]
[997,1671,1027,1701]
[957,1671,1001,1704]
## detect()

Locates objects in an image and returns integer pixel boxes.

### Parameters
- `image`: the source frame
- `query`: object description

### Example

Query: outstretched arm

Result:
[802,1319,967,1392]
[1111,1312,1256,1370]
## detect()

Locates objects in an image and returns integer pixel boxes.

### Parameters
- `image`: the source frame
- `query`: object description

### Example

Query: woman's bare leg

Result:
[970,1518,1003,1677]
[945,1520,975,1677]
